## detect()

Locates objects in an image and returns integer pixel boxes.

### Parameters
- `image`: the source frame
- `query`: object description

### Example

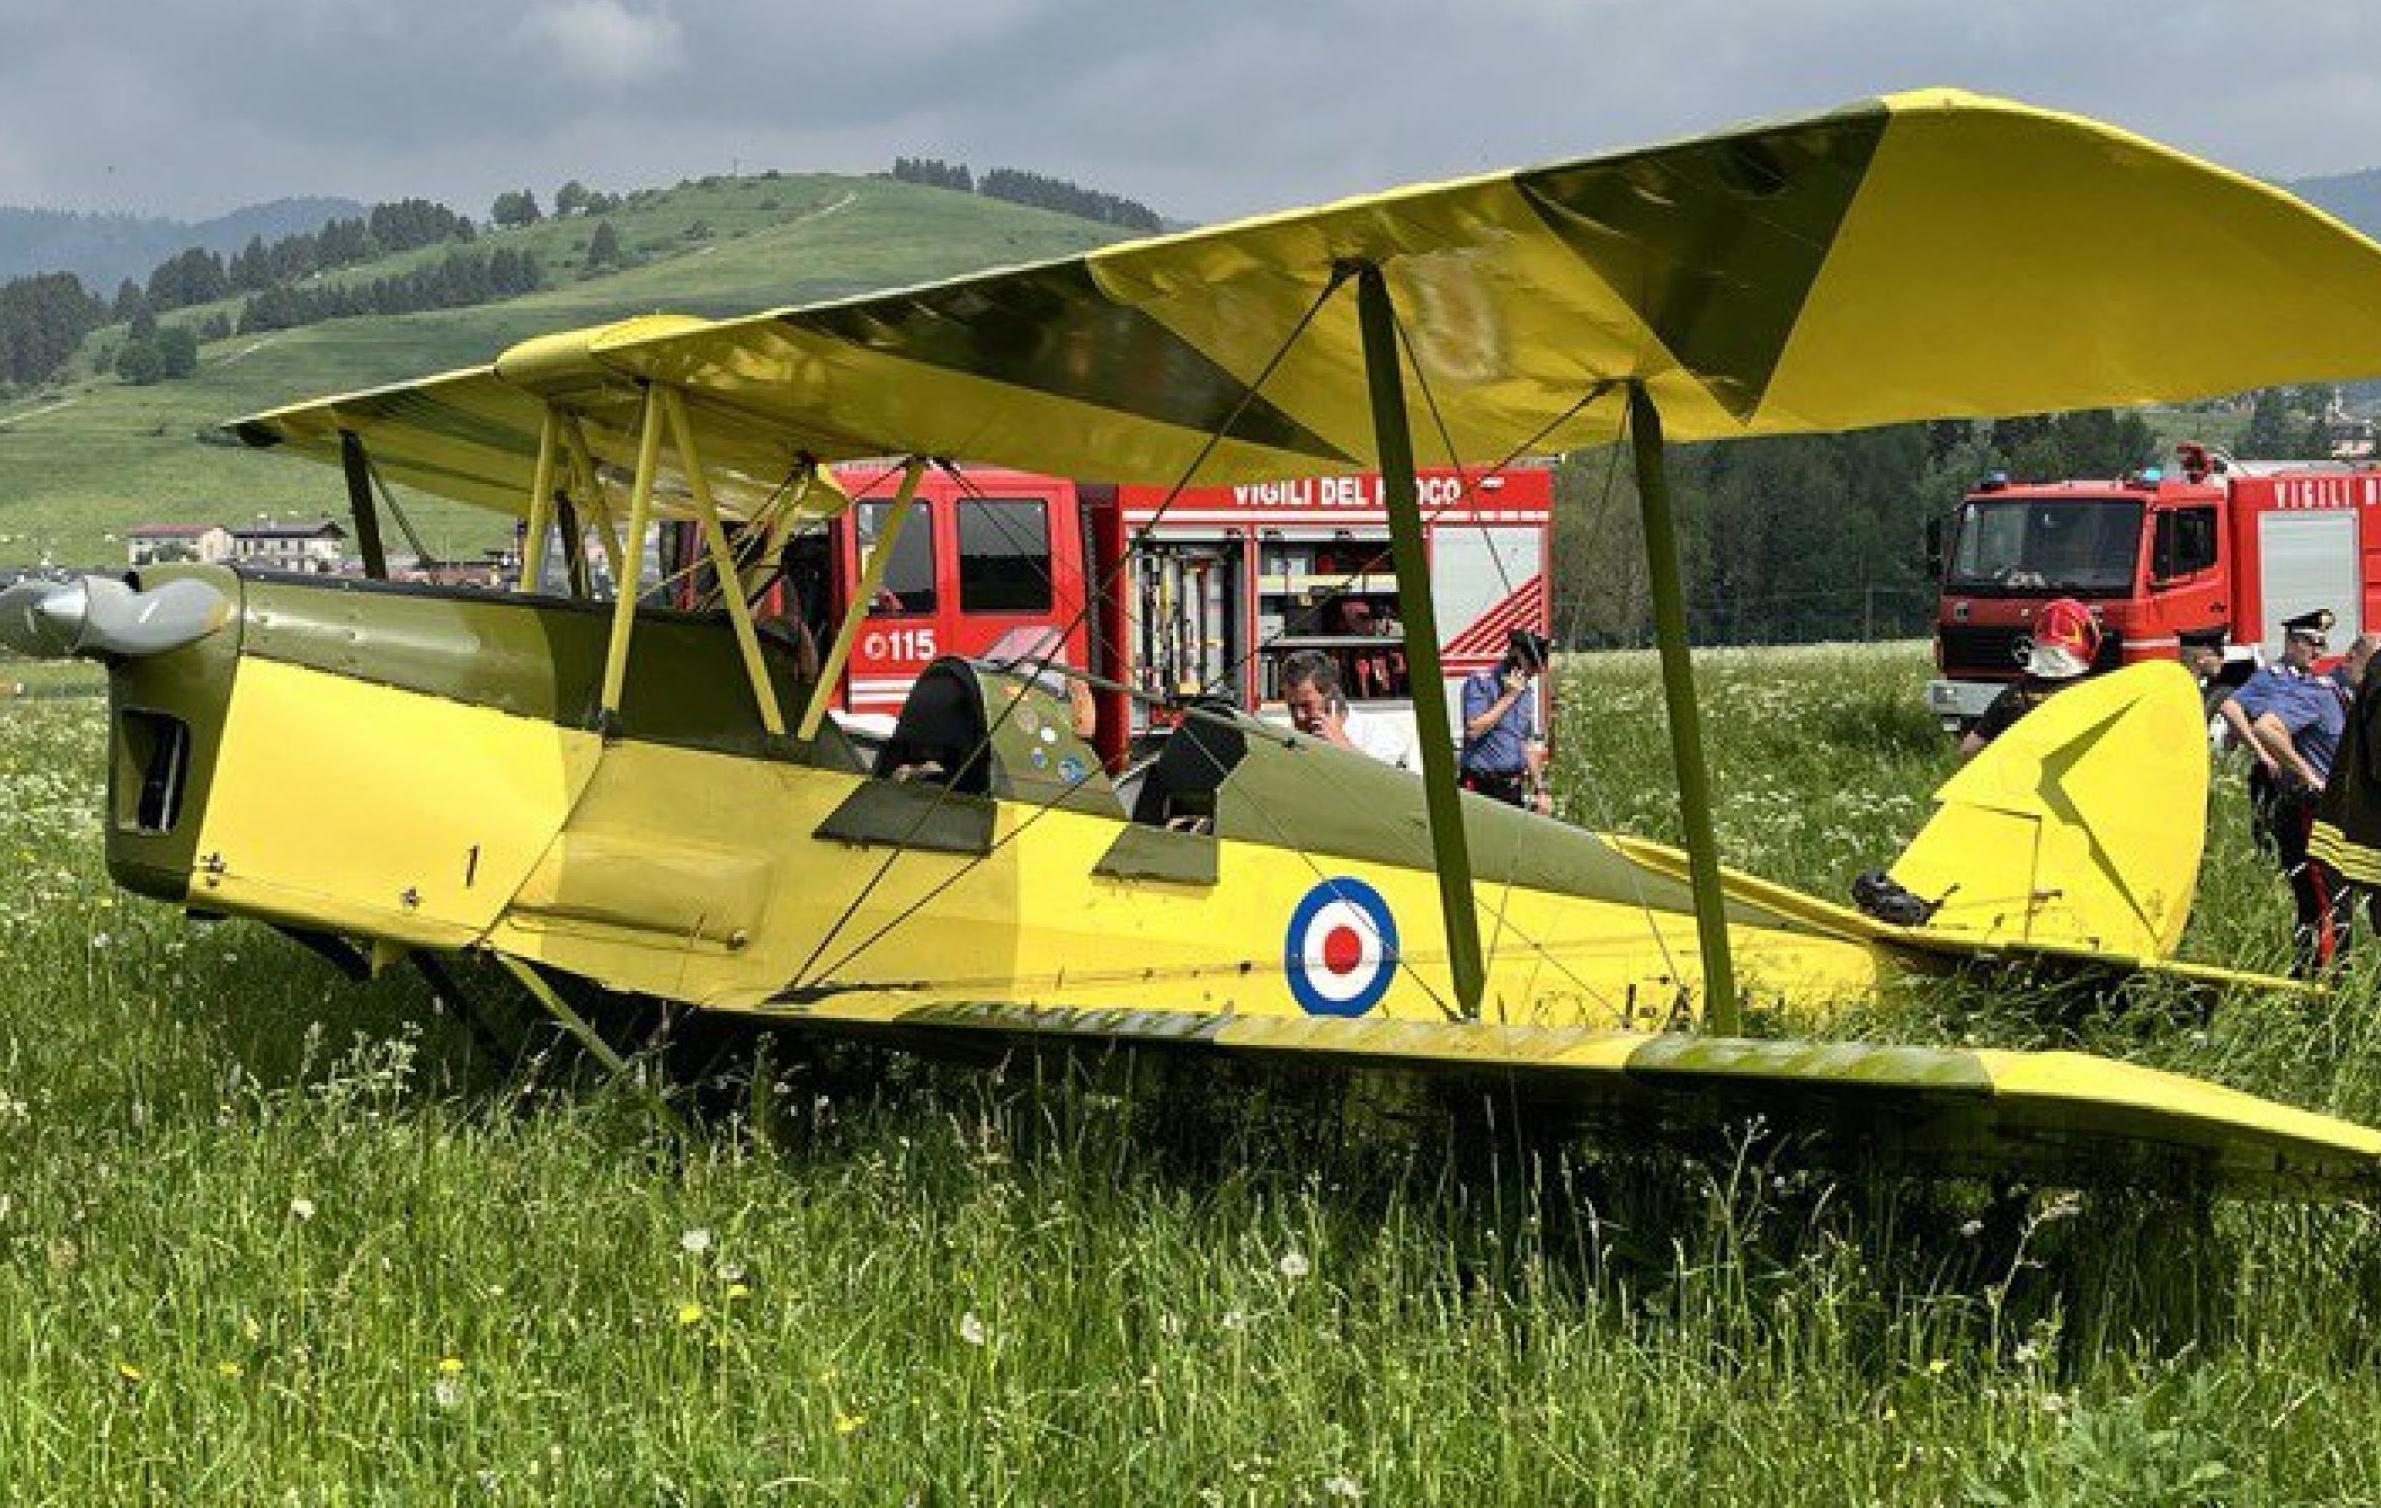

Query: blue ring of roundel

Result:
[1284,876,1400,1018]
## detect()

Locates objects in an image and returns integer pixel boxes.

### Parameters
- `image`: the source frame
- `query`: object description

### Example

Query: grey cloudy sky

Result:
[1,0,2374,223]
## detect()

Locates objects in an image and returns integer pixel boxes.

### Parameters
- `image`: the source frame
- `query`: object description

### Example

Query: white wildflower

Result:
[1324,1474,1364,1500]
[958,1310,987,1347]
[679,1227,713,1255]
[288,1196,316,1222]
[1277,1250,1310,1281]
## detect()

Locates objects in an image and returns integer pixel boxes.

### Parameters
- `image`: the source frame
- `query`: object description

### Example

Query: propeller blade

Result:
[0,575,230,660]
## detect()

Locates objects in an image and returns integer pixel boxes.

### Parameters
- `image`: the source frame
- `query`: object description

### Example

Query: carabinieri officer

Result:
[1460,629,1550,811]
[2235,610,2363,973]
[2221,608,2334,855]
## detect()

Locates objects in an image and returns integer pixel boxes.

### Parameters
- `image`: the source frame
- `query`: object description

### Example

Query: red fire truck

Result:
[1925,443,2381,731]
[664,462,1555,765]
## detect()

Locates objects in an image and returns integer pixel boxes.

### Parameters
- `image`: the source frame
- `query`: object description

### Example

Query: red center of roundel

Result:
[1321,925,1364,975]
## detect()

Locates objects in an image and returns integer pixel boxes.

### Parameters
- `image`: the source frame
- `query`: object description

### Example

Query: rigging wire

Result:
[799,703,1464,1023]
[1185,373,1619,714]
[788,268,1358,989]
[1383,309,1628,1017]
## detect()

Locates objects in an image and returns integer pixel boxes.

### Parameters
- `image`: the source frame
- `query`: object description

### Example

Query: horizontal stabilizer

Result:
[771,997,2381,1198]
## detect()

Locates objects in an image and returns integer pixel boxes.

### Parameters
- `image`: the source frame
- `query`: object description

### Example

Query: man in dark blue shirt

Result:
[2222,608,2331,854]
[2239,612,2367,973]
[1460,629,1549,811]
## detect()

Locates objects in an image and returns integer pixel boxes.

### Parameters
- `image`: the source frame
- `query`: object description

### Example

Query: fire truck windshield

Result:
[1947,496,2142,594]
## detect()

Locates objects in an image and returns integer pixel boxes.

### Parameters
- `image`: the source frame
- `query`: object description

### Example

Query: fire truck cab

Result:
[1926,444,2381,731]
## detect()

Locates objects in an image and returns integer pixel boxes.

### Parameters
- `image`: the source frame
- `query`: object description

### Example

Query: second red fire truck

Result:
[1927,443,2381,731]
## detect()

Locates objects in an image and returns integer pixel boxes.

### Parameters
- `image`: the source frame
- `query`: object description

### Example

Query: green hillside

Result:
[0,174,1125,567]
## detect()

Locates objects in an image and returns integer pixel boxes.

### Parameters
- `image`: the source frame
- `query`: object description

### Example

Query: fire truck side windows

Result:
[957,498,1053,614]
[2153,507,2220,580]
[858,500,937,616]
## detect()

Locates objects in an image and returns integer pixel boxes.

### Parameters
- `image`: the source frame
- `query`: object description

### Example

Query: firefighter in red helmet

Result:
[1957,597,2100,761]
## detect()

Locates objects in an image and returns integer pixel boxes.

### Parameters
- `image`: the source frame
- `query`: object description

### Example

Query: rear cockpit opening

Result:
[1127,703,1248,834]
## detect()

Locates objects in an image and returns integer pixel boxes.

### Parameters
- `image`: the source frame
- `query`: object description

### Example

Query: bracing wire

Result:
[789,268,1358,989]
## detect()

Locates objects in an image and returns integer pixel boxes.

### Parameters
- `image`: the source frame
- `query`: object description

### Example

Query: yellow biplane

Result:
[13,88,2381,1193]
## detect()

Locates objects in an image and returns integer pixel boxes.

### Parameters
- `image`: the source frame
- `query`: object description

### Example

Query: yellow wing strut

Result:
[659,386,787,738]
[598,387,666,729]
[799,457,927,741]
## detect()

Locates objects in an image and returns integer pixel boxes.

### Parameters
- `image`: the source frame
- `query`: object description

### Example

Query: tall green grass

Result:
[2,644,2379,1502]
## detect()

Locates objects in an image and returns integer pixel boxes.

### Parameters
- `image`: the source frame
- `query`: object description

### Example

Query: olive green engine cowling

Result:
[104,565,246,905]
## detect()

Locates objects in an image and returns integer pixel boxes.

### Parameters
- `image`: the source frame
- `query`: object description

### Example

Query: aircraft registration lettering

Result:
[1284,877,1400,1017]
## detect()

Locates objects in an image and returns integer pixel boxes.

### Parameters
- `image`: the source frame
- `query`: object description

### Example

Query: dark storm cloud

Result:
[1,0,2376,224]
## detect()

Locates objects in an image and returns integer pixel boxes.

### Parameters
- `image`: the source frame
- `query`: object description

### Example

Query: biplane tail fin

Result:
[1888,662,2210,960]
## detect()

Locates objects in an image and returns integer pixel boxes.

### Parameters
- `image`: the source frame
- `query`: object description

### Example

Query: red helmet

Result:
[2029,597,2102,680]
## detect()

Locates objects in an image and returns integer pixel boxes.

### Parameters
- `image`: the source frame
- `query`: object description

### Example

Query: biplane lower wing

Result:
[777,999,2381,1196]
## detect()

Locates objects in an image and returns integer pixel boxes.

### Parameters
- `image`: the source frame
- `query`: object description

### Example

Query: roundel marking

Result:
[1285,876,1400,1017]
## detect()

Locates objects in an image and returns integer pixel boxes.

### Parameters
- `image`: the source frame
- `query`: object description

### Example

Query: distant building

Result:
[2331,415,2378,462]
[228,519,347,574]
[388,553,505,589]
[126,523,232,567]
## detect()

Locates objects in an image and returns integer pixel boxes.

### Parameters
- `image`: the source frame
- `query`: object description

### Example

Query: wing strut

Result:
[658,386,787,738]
[519,409,561,594]
[337,430,389,581]
[558,415,626,584]
[1627,382,1737,1029]
[800,457,927,741]
[597,386,666,732]
[1355,264,1486,1017]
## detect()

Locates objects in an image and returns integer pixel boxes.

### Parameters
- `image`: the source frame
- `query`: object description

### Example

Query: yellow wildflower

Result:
[216,1361,244,1379]
[727,1283,751,1302]
[438,1356,465,1375]
[835,1409,866,1436]
[676,1302,706,1327]
[115,1361,143,1385]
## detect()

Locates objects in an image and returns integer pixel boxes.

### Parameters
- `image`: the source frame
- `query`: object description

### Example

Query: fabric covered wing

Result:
[232,88,2381,513]
[776,1000,2381,1196]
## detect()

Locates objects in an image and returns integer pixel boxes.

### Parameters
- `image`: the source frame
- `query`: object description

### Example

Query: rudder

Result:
[1889,662,2208,958]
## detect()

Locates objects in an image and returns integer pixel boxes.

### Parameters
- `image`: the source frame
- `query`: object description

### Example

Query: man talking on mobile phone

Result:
[1279,649,1415,769]
[1460,629,1552,812]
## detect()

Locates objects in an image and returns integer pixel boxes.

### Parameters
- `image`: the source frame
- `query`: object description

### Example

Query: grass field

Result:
[0,175,1121,570]
[5,644,2381,1502]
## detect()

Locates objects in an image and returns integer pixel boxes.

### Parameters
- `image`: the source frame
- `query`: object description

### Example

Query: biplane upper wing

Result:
[234,87,2381,510]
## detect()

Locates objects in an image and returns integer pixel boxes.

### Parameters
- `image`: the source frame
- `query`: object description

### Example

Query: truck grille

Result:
[1939,625,2027,676]
[1939,623,2123,677]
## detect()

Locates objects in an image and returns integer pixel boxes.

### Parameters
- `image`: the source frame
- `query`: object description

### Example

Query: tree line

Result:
[0,195,497,392]
[234,246,542,333]
[487,181,625,227]
[121,198,479,321]
[1553,407,2224,648]
[0,272,106,385]
[891,157,1162,232]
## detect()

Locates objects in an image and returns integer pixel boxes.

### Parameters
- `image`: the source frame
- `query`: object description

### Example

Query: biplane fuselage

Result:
[107,566,1913,1031]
